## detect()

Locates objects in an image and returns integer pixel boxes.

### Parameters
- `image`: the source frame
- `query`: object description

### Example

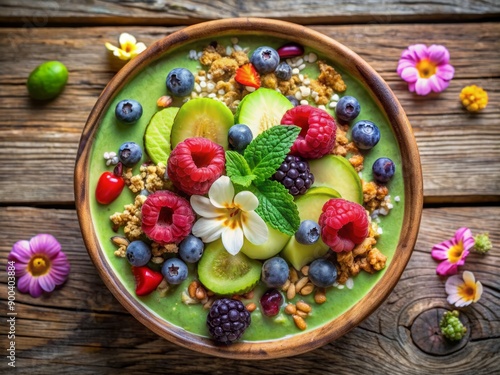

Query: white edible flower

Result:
[190,176,268,255]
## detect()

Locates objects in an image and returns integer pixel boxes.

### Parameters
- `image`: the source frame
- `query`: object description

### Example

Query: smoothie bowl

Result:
[74,18,423,359]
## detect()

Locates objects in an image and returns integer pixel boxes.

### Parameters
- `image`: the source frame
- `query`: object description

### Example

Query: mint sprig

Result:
[225,125,301,235]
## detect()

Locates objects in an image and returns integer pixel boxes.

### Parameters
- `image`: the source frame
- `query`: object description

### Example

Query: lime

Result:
[144,107,179,164]
[27,61,68,100]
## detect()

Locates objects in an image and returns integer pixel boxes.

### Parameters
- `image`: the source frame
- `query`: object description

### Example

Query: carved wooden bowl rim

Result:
[74,17,423,359]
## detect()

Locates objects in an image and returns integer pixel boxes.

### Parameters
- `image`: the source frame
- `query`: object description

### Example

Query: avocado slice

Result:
[143,107,179,165]
[240,223,291,260]
[281,187,341,270]
[308,155,363,204]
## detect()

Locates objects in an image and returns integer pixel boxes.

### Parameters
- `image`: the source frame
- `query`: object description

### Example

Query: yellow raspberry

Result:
[459,85,488,112]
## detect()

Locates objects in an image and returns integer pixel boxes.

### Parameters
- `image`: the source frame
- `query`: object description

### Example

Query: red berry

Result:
[132,266,164,296]
[281,105,336,159]
[277,42,305,58]
[167,137,225,195]
[95,163,125,204]
[260,289,283,317]
[319,198,369,253]
[141,190,195,244]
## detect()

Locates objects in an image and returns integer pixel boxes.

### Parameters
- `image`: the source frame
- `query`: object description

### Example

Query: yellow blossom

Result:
[105,33,146,61]
[459,85,488,112]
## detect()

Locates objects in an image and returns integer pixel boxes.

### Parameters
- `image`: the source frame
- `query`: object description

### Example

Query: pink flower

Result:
[397,44,455,95]
[8,234,70,298]
[445,271,483,307]
[431,227,474,276]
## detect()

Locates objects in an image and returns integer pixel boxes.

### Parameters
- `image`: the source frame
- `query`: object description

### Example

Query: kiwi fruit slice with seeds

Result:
[235,88,293,138]
[170,98,234,149]
[198,239,262,295]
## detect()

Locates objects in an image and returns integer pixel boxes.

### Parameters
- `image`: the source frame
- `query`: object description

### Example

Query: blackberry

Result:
[206,298,251,344]
[273,155,314,196]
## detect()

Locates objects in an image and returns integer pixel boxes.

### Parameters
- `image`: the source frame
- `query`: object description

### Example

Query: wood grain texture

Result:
[1,23,499,204]
[0,206,498,373]
[0,0,499,25]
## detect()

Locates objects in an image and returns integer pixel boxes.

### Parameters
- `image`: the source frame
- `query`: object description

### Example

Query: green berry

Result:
[439,310,467,341]
[473,232,492,254]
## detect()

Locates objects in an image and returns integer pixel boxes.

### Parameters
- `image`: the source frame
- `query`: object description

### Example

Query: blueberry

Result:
[372,157,395,183]
[295,220,321,245]
[115,99,143,124]
[126,240,151,267]
[351,120,380,150]
[286,95,300,107]
[228,124,253,152]
[335,96,361,122]
[250,46,280,74]
[178,235,204,263]
[166,68,194,97]
[118,141,142,167]
[161,258,188,285]
[308,259,338,288]
[275,62,292,81]
[261,257,289,288]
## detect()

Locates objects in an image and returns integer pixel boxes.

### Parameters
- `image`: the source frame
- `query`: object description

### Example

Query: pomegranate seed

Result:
[277,43,305,58]
[260,289,283,317]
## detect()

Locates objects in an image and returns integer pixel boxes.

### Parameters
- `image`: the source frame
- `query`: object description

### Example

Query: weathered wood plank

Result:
[0,206,498,373]
[0,0,499,26]
[1,23,499,204]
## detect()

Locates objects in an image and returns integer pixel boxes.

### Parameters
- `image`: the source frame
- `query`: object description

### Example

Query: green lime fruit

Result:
[27,61,69,100]
[144,107,179,164]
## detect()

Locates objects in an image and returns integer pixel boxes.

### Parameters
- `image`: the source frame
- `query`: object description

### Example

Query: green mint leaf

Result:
[244,125,300,181]
[225,150,256,187]
[251,179,300,236]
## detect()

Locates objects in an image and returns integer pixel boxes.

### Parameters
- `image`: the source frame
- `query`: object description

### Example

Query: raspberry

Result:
[141,190,195,244]
[281,105,336,159]
[272,155,314,196]
[319,198,369,253]
[167,137,225,195]
[206,298,251,344]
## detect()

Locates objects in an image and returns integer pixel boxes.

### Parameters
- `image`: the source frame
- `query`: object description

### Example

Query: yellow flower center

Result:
[122,42,135,53]
[447,241,464,263]
[416,59,437,78]
[28,255,51,276]
[458,284,476,301]
[222,206,243,230]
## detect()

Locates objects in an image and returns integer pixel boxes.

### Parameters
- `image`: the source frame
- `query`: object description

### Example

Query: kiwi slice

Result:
[144,107,179,164]
[198,240,262,295]
[170,98,234,149]
[235,88,293,138]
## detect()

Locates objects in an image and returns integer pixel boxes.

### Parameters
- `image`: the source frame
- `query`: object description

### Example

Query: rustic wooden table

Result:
[0,1,499,374]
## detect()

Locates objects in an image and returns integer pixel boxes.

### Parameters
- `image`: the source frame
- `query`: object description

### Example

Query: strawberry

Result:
[132,266,164,296]
[234,63,261,89]
[95,163,125,204]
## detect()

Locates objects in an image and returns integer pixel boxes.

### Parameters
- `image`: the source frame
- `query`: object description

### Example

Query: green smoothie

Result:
[89,35,404,341]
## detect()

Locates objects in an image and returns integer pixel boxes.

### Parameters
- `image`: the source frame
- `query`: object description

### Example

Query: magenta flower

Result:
[8,234,70,298]
[431,227,474,276]
[397,44,455,95]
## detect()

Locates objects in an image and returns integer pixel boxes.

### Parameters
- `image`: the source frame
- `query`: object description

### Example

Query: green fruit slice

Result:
[240,223,291,260]
[170,98,234,149]
[144,107,179,164]
[235,88,293,138]
[27,61,68,100]
[309,155,363,204]
[198,240,262,295]
[281,188,340,270]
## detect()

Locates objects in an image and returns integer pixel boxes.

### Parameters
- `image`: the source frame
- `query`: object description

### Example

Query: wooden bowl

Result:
[75,17,423,359]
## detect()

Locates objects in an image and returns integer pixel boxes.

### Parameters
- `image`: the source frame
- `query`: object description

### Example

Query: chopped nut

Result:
[281,279,291,292]
[188,280,199,298]
[284,304,297,315]
[300,265,309,276]
[295,276,309,293]
[314,289,327,304]
[292,314,307,330]
[287,283,296,300]
[296,300,312,313]
[245,302,257,312]
[299,283,314,296]
[289,268,299,283]
[296,310,309,318]
[195,286,206,300]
